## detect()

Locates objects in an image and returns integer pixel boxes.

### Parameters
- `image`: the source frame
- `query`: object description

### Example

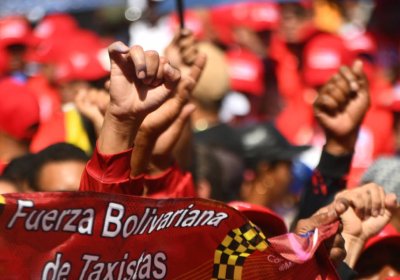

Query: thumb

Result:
[315,198,350,226]
[351,59,364,79]
[385,193,398,211]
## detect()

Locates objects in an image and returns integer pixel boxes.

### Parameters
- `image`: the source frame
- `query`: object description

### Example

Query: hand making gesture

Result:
[98,42,181,155]
[314,60,370,155]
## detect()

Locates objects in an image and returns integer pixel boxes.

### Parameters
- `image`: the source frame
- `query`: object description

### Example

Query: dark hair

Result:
[2,153,36,190]
[28,143,89,191]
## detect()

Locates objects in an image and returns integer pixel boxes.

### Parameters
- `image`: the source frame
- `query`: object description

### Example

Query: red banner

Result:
[0,192,340,279]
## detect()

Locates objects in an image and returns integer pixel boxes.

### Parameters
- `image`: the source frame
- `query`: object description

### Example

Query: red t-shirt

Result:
[79,146,196,198]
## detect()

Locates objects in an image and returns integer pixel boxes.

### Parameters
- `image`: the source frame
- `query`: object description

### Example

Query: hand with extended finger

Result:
[107,42,182,123]
[98,42,181,154]
[131,55,206,176]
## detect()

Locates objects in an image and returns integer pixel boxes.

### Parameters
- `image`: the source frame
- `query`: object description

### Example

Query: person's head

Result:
[0,176,19,194]
[279,2,313,43]
[2,153,36,192]
[29,143,89,192]
[239,122,310,207]
[193,144,224,201]
[355,224,400,279]
[0,79,40,162]
[0,16,31,73]
[191,42,229,128]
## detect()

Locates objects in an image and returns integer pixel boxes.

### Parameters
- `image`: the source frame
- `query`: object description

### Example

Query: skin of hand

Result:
[131,54,206,176]
[164,29,199,72]
[294,198,349,267]
[314,60,370,155]
[97,42,181,155]
[75,88,110,135]
[334,183,398,268]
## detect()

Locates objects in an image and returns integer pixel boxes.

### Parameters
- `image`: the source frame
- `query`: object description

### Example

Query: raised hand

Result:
[314,60,370,154]
[131,54,206,176]
[164,29,199,75]
[98,42,181,154]
[107,42,181,121]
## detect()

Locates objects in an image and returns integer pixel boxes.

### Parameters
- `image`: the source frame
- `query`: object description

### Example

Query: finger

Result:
[152,57,168,87]
[332,74,351,101]
[182,47,198,65]
[178,33,196,50]
[143,50,160,86]
[108,41,130,73]
[307,198,349,229]
[129,45,147,79]
[364,187,373,218]
[189,53,207,82]
[339,66,359,92]
[176,76,196,103]
[168,103,196,134]
[349,191,366,220]
[315,93,340,113]
[327,83,347,108]
[351,59,364,78]
[378,186,386,215]
[385,193,398,210]
[368,184,383,217]
[163,63,181,90]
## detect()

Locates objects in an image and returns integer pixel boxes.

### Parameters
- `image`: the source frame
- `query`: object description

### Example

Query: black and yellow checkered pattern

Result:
[212,222,269,279]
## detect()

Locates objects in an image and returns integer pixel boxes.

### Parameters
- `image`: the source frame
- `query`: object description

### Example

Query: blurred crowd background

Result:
[1,0,400,277]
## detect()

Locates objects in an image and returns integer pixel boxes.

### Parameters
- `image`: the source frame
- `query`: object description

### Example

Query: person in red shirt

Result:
[0,79,40,174]
[79,31,206,198]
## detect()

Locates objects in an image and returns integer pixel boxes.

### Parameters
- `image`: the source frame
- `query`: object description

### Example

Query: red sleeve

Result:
[79,146,144,195]
[144,163,196,198]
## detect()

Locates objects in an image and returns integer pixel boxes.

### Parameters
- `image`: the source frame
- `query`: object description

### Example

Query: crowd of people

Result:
[0,0,399,279]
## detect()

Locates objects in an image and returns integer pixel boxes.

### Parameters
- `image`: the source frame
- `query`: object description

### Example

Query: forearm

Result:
[98,110,143,155]
[130,133,157,177]
[293,150,353,224]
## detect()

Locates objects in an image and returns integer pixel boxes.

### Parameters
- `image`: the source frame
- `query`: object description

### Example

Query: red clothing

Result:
[0,160,7,175]
[79,146,196,198]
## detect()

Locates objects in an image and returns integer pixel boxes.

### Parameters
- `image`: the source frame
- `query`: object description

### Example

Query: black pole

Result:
[176,0,185,29]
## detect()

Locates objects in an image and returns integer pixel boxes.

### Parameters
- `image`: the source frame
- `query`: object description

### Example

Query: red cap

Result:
[341,30,377,58]
[54,31,109,83]
[230,2,280,31]
[33,13,78,42]
[211,2,279,45]
[226,49,265,96]
[303,33,352,87]
[169,10,205,40]
[228,201,287,237]
[0,78,39,141]
[0,16,31,47]
[364,224,400,251]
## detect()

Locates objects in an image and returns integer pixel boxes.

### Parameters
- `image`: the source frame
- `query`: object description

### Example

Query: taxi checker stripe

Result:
[212,222,269,279]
